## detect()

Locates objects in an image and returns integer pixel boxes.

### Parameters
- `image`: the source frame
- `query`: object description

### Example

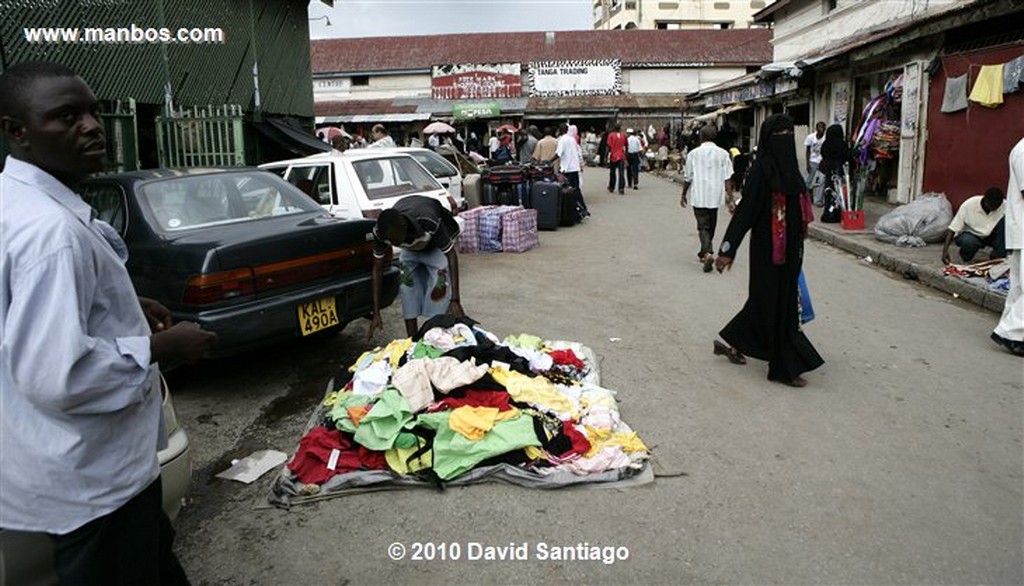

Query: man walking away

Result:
[0,60,217,586]
[681,124,734,273]
[368,195,465,339]
[606,123,627,194]
[626,128,644,189]
[992,137,1024,356]
[941,187,1006,265]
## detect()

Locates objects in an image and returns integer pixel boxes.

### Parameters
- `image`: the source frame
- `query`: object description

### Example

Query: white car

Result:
[260,150,459,220]
[0,377,190,586]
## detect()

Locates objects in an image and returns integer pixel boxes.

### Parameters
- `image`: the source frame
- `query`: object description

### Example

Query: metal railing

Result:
[156,104,245,168]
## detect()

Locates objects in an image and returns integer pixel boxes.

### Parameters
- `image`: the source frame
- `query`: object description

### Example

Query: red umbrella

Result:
[317,126,350,141]
[495,124,519,134]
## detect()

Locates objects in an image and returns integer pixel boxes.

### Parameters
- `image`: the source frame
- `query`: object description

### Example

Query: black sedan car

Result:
[80,168,399,357]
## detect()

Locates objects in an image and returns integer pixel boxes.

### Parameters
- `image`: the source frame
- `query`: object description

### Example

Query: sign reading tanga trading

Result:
[432,64,522,100]
[528,60,622,97]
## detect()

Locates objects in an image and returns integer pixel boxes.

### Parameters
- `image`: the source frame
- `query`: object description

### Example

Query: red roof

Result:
[312,29,771,74]
[313,99,416,116]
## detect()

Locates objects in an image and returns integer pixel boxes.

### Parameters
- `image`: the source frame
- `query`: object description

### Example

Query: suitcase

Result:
[559,184,582,227]
[531,181,561,231]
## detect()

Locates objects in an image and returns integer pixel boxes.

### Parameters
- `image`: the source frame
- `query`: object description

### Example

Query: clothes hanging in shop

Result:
[941,74,969,112]
[969,64,1004,108]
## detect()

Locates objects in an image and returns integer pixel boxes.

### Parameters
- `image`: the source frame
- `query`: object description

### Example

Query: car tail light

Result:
[183,268,255,305]
[252,243,376,292]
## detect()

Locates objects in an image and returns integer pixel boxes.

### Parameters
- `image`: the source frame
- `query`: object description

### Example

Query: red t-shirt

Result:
[606,132,627,163]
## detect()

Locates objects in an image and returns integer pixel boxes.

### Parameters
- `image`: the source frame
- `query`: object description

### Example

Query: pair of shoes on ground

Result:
[991,332,1024,356]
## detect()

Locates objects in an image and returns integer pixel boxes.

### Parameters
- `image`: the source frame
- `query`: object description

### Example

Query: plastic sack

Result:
[873,192,952,247]
[798,270,814,325]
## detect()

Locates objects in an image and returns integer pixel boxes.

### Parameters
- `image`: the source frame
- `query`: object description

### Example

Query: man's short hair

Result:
[0,61,79,119]
[983,187,1004,203]
[371,123,387,135]
[700,124,718,141]
[377,208,404,234]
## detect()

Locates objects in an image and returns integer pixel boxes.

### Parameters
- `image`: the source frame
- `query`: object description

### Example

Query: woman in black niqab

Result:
[712,114,824,387]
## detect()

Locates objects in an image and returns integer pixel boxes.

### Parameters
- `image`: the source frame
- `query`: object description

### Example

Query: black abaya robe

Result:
[718,163,825,381]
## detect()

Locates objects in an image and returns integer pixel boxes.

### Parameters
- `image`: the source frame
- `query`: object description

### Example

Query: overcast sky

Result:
[308,0,592,39]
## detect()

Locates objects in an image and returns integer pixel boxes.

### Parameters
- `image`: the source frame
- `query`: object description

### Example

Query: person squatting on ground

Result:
[0,60,218,585]
[713,114,825,387]
[605,122,627,194]
[941,187,1006,265]
[368,195,465,339]
[992,136,1024,357]
[681,124,735,273]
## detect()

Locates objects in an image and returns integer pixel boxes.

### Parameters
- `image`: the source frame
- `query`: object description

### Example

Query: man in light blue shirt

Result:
[0,61,217,585]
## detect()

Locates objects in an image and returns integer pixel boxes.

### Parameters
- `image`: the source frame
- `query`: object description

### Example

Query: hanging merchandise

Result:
[941,74,969,113]
[1003,54,1024,94]
[269,317,653,507]
[968,64,1004,108]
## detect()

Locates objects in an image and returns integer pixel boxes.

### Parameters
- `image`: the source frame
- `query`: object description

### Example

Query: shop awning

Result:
[255,117,331,157]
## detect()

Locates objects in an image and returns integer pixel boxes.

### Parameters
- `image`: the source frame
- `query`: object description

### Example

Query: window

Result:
[714,1,730,9]
[750,0,766,8]
[140,172,320,231]
[352,157,441,200]
[351,75,369,87]
[625,1,637,9]
[81,183,128,235]
[823,0,838,12]
[284,164,334,205]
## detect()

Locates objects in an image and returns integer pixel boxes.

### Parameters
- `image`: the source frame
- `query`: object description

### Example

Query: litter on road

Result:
[269,316,651,507]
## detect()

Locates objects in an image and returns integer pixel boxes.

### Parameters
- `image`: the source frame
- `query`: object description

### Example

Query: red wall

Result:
[923,46,1024,211]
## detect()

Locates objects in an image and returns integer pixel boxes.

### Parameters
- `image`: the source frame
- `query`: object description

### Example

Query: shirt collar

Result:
[3,156,95,224]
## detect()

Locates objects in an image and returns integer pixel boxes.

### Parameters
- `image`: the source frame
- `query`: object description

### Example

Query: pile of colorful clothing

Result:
[270,316,651,506]
[943,258,1010,294]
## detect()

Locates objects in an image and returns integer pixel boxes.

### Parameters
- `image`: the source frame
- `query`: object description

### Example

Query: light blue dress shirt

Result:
[0,157,162,534]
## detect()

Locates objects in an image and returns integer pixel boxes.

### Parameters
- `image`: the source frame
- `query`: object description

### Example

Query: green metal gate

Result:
[99,99,139,173]
[156,104,245,168]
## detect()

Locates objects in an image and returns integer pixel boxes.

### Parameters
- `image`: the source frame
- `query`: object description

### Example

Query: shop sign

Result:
[831,80,851,126]
[432,64,522,100]
[528,60,622,97]
[453,102,501,120]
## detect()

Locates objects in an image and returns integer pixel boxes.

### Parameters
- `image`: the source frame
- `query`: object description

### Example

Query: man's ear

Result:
[1,116,28,147]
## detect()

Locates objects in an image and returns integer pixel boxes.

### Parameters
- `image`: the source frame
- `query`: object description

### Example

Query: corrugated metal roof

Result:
[311,29,772,74]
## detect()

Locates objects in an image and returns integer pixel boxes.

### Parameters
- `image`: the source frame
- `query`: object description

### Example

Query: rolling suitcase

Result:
[531,181,561,230]
[559,184,582,227]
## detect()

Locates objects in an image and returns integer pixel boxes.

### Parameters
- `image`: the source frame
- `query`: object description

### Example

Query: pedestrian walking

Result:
[804,121,826,197]
[605,123,627,194]
[681,124,735,273]
[0,60,217,585]
[992,136,1024,356]
[368,195,465,339]
[626,128,643,189]
[713,114,824,387]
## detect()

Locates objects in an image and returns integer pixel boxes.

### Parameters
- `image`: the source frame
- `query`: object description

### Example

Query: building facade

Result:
[311,29,770,144]
[593,0,774,30]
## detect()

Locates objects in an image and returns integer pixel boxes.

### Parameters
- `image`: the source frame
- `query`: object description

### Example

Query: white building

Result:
[594,0,774,30]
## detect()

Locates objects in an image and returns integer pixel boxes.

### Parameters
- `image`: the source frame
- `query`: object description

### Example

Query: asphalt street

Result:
[170,166,1023,585]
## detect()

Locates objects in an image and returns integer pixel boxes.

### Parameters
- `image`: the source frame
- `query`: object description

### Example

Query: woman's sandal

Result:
[713,340,747,365]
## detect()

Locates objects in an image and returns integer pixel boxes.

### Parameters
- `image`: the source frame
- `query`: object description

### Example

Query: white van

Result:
[260,150,457,220]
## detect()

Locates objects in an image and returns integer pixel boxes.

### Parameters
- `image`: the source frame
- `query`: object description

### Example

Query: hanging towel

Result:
[1003,55,1024,94]
[940,74,969,113]
[969,64,1004,108]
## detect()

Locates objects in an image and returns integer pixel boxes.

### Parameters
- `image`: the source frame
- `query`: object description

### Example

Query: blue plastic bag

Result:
[798,270,815,325]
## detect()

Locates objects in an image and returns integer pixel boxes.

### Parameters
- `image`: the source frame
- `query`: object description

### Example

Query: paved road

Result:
[171,167,1022,585]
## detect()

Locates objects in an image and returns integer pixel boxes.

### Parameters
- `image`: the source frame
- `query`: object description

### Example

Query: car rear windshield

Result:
[352,156,442,200]
[140,171,323,231]
[410,151,459,178]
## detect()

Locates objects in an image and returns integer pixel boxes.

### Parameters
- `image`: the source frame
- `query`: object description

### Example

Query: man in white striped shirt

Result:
[681,124,734,272]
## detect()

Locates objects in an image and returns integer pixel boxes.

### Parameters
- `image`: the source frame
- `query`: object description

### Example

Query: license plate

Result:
[297,296,339,336]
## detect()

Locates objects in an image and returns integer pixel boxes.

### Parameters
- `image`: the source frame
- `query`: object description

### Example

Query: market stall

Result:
[269,317,652,507]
